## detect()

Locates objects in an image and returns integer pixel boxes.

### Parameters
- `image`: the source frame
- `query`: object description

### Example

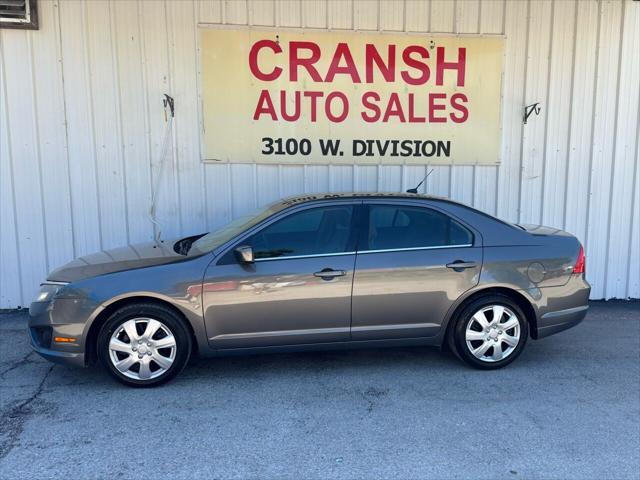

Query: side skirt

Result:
[198,336,442,358]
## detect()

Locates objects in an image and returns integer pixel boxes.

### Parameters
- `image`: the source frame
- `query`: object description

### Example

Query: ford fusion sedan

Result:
[29,193,590,387]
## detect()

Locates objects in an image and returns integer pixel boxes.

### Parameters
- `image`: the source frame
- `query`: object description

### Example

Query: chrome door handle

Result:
[446,261,477,271]
[313,269,346,279]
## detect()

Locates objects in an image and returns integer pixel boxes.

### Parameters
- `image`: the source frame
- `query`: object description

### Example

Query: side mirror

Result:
[234,245,254,264]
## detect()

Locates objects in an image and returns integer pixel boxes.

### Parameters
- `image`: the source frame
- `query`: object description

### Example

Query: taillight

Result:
[573,245,585,274]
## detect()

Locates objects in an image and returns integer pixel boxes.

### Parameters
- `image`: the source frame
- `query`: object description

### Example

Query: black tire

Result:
[450,294,529,370]
[97,303,192,387]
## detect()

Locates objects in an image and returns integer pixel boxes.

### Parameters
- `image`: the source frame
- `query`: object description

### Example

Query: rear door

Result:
[351,201,482,340]
[202,201,360,349]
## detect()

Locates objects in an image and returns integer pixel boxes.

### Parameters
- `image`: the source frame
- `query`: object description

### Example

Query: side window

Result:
[366,205,472,250]
[248,206,354,260]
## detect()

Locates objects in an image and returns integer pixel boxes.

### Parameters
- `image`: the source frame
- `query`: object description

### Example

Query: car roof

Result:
[276,192,457,209]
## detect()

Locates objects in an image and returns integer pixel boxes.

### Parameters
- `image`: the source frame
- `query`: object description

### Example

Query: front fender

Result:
[69,254,214,362]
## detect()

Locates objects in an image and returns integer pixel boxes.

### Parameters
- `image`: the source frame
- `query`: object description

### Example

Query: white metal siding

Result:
[0,0,638,308]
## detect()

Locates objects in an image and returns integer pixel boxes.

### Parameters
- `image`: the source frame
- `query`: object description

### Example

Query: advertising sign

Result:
[199,27,503,165]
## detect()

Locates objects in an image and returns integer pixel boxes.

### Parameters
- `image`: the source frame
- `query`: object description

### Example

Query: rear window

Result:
[366,205,473,250]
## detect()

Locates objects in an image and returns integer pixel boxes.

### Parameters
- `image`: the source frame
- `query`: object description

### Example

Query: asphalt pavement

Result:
[1,301,638,479]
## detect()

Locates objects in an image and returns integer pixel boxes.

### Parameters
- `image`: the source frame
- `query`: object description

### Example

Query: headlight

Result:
[34,282,69,303]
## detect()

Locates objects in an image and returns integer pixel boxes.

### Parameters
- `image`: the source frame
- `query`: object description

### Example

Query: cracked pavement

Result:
[1,302,639,479]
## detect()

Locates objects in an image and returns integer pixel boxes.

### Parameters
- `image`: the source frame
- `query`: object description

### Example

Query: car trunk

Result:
[516,224,583,287]
[517,224,575,237]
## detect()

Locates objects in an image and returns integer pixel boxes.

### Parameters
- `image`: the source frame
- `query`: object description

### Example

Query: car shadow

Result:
[45,334,571,390]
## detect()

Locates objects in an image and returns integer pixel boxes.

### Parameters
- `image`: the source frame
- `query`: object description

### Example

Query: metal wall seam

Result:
[627,116,640,298]
[586,0,623,299]
[564,1,599,254]
[498,0,528,224]
[542,0,575,229]
[0,33,25,307]
[606,2,639,298]
[2,26,48,307]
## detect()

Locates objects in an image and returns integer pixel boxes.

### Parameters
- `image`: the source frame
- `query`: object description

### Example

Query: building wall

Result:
[0,0,638,308]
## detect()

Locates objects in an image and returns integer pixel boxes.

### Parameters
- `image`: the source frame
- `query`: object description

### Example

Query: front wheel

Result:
[452,295,529,369]
[97,303,192,387]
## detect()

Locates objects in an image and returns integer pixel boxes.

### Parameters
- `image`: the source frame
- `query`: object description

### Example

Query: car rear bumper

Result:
[537,304,589,338]
[533,274,591,339]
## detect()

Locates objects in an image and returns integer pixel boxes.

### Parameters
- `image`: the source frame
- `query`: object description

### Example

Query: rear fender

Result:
[439,285,540,347]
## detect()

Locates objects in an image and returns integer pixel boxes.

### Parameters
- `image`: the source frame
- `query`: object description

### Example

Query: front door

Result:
[202,202,359,349]
[351,201,482,340]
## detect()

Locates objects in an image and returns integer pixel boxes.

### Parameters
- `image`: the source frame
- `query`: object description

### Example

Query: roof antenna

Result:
[406,169,433,194]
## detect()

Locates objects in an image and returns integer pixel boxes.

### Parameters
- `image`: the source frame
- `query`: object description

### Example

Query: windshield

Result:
[189,203,279,255]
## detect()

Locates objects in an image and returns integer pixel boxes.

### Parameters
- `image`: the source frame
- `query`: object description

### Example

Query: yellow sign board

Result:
[199,27,503,165]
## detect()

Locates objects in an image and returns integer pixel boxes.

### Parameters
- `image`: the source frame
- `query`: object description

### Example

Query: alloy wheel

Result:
[465,305,521,363]
[108,318,177,380]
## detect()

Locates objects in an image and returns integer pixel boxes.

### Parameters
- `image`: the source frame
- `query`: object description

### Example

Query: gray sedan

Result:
[29,193,590,387]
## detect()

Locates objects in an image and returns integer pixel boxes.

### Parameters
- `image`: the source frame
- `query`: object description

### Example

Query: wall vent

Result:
[0,0,38,30]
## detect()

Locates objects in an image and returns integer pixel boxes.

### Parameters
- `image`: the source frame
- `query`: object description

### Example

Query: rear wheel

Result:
[451,295,528,369]
[97,303,192,387]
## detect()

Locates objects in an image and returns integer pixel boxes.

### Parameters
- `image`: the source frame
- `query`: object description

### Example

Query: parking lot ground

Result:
[1,301,639,479]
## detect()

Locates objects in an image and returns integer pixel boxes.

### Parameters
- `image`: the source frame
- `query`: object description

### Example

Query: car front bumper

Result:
[29,299,91,368]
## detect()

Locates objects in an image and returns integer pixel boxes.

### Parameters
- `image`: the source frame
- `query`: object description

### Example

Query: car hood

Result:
[47,239,185,283]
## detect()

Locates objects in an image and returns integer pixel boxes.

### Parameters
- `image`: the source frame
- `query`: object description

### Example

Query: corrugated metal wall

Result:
[0,0,638,308]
